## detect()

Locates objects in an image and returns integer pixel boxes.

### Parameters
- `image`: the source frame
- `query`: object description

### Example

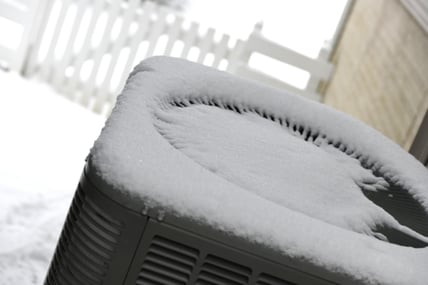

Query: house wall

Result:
[322,0,428,150]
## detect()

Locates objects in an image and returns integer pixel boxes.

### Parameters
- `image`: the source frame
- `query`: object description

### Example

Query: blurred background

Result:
[1,0,427,153]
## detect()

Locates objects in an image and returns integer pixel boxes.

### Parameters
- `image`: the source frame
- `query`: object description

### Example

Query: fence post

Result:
[0,0,52,74]
[93,0,140,113]
[22,0,53,76]
[227,22,262,73]
[115,1,155,97]
[80,0,122,107]
[306,41,330,94]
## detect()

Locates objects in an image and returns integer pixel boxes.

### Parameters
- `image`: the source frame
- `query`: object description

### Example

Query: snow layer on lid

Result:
[90,56,428,285]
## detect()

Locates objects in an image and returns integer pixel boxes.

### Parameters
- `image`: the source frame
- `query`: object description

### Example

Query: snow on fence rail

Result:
[0,0,334,115]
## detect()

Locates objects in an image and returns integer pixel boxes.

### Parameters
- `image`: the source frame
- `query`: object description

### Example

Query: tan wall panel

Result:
[323,0,428,149]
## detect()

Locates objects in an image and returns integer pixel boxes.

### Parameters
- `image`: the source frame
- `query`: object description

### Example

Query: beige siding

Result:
[323,0,428,149]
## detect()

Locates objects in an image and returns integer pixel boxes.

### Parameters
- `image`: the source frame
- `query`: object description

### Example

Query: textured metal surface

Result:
[44,172,148,285]
[45,186,122,285]
[46,168,338,285]
[195,255,251,285]
[126,220,335,285]
[136,236,198,284]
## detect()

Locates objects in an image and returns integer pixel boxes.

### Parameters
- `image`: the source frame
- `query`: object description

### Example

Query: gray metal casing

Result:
[44,160,343,285]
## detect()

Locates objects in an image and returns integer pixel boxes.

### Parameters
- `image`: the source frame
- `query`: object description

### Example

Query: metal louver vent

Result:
[45,186,122,285]
[257,273,296,285]
[136,235,199,284]
[196,255,252,285]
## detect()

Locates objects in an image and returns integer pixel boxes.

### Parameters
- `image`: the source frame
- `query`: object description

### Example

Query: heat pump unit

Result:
[44,57,428,285]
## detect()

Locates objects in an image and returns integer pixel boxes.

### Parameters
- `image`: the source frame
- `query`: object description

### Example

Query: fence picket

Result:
[226,39,246,73]
[39,0,72,81]
[180,22,199,59]
[66,0,105,96]
[114,1,155,97]
[52,0,87,89]
[80,0,121,107]
[93,0,140,113]
[164,16,184,56]
[145,7,169,57]
[23,0,55,76]
[212,34,230,68]
[197,27,215,64]
[306,45,330,93]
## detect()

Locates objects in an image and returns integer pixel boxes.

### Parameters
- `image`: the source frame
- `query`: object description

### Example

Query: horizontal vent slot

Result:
[257,273,296,285]
[136,236,199,285]
[196,255,251,285]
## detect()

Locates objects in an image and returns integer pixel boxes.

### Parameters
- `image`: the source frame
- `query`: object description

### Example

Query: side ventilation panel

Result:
[45,186,123,285]
[131,220,334,285]
[196,255,251,285]
[136,236,199,284]
[45,174,336,285]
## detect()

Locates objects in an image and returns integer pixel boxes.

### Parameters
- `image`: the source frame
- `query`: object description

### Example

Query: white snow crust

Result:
[91,56,428,285]
[0,71,104,284]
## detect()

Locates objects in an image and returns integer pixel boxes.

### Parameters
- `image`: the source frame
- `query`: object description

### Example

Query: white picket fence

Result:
[0,0,336,115]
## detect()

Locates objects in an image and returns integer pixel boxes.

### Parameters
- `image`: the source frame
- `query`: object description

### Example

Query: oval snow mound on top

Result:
[154,103,424,243]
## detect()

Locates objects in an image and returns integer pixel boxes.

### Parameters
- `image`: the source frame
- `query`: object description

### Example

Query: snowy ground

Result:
[0,70,104,284]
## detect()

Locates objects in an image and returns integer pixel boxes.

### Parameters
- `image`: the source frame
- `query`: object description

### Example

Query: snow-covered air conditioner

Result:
[45,57,428,285]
